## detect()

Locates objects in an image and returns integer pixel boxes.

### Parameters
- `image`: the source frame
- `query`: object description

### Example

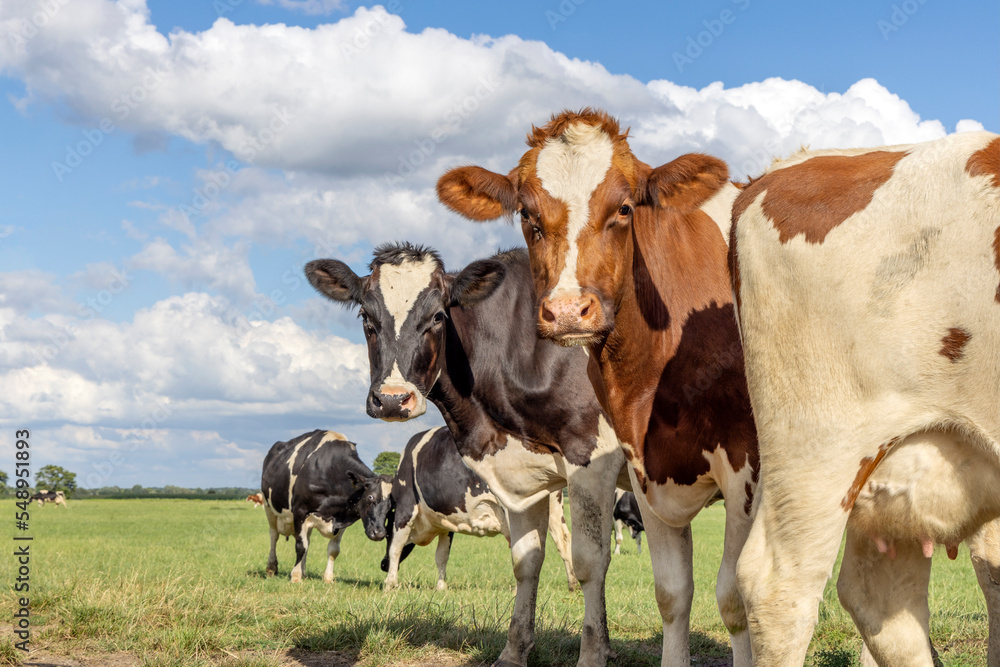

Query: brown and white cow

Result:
[727,132,1000,665]
[438,109,757,666]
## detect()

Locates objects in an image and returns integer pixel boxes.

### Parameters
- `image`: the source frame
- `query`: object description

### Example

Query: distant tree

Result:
[0,470,8,494]
[34,465,78,498]
[373,451,401,477]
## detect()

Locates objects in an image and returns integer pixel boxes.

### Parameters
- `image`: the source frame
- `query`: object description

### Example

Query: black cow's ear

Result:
[305,259,365,305]
[450,259,506,307]
[346,470,364,489]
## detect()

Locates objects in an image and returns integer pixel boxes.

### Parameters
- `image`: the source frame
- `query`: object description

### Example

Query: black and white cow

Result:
[261,429,388,583]
[306,244,629,667]
[367,427,579,592]
[31,489,66,507]
[612,490,644,556]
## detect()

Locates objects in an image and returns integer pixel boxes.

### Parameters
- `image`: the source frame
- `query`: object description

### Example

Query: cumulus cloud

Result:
[0,1,967,183]
[0,292,370,428]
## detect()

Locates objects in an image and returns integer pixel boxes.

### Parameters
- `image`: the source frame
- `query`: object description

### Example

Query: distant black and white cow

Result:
[306,245,629,667]
[612,490,644,555]
[31,489,66,507]
[261,429,388,583]
[364,427,579,592]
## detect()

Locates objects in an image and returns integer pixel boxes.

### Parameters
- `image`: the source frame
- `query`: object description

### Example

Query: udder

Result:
[849,430,1000,559]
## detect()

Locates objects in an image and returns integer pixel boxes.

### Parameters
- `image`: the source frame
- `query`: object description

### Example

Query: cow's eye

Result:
[519,208,530,223]
[432,311,445,325]
[368,495,374,501]
[618,204,632,217]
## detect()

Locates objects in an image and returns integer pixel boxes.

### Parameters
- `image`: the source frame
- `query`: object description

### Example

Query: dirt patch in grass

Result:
[23,650,139,667]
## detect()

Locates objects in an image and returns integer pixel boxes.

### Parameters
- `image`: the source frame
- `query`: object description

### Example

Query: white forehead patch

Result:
[378,258,438,338]
[536,122,614,297]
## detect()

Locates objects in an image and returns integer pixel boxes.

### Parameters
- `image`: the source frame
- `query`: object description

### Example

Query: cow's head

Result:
[437,108,728,346]
[306,243,505,421]
[350,472,391,541]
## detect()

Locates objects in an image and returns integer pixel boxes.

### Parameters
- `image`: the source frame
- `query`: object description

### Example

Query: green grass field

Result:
[1,498,988,666]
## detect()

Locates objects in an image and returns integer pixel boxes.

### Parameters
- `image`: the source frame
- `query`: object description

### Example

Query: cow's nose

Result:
[539,293,601,327]
[367,387,417,417]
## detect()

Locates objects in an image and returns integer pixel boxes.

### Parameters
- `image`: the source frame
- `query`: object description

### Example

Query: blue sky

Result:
[0,0,995,489]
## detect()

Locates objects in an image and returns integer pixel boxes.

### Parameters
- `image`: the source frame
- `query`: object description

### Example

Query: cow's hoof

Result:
[383,580,398,592]
[265,568,277,577]
[567,579,581,592]
[435,580,447,591]
[323,576,334,584]
[290,573,302,583]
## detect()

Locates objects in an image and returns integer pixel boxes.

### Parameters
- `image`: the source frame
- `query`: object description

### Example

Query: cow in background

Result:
[612,491,644,556]
[362,427,578,592]
[730,131,1000,664]
[31,490,66,507]
[307,245,629,667]
[261,429,388,583]
[246,493,264,507]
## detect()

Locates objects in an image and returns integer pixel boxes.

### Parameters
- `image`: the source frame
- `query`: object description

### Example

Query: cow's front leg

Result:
[384,521,413,590]
[494,498,549,667]
[613,519,623,555]
[633,488,694,667]
[322,529,344,583]
[265,508,279,576]
[968,520,1000,666]
[290,523,311,583]
[838,526,934,666]
[434,532,453,591]
[567,478,615,667]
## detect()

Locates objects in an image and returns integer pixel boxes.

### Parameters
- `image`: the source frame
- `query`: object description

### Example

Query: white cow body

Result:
[733,131,1000,665]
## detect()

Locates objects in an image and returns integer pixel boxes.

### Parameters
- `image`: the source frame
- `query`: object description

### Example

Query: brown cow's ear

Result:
[305,259,365,305]
[437,166,517,221]
[644,154,729,211]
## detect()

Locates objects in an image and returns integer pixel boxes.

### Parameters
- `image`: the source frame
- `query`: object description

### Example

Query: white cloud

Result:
[0,292,370,428]
[1,1,968,183]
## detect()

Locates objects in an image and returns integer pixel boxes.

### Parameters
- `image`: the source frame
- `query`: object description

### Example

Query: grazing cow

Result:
[437,109,757,665]
[368,427,579,592]
[246,493,264,507]
[306,245,629,667]
[612,490,644,556]
[728,131,1000,664]
[261,429,388,583]
[31,490,66,507]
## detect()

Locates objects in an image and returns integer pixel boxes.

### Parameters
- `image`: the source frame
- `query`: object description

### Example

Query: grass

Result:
[3,498,988,666]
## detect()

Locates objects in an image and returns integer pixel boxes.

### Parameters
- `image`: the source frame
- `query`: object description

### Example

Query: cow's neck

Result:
[592,204,734,446]
[427,310,509,460]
